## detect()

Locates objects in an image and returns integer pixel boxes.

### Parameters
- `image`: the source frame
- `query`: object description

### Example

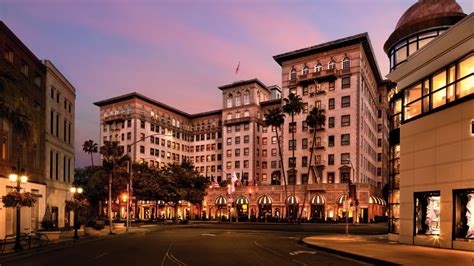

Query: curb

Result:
[299,238,401,266]
[0,228,151,263]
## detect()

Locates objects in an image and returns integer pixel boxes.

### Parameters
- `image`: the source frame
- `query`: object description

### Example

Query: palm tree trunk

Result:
[275,128,288,223]
[298,130,317,220]
[291,113,296,222]
[108,172,113,234]
[90,152,94,166]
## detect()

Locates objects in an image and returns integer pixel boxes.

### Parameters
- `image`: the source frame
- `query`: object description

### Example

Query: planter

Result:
[40,231,61,242]
[84,227,101,237]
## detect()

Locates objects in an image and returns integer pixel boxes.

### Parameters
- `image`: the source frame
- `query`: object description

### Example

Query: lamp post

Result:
[9,168,28,251]
[70,186,83,240]
[126,133,171,232]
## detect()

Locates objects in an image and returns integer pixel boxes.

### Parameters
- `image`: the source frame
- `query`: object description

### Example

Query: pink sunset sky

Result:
[1,0,472,167]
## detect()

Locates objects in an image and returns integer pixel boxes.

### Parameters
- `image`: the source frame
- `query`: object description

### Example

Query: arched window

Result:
[243,110,250,117]
[243,90,250,105]
[315,63,323,72]
[226,94,233,108]
[342,57,350,69]
[235,92,241,107]
[302,65,309,75]
[290,68,297,80]
[328,60,336,70]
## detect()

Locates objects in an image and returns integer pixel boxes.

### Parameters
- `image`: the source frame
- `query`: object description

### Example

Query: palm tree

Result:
[282,93,305,212]
[298,107,326,220]
[82,140,98,166]
[100,141,129,234]
[264,108,287,200]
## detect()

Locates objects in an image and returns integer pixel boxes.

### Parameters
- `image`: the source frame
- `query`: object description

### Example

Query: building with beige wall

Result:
[96,33,390,223]
[385,0,473,251]
[43,60,76,228]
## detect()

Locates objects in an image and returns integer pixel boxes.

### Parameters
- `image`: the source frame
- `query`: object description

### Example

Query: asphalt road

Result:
[3,223,387,266]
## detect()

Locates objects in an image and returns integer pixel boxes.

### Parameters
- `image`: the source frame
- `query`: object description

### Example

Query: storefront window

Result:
[453,189,474,240]
[414,192,440,235]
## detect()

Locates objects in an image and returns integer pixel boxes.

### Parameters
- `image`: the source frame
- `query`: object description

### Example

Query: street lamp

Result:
[9,168,27,251]
[70,186,83,240]
[126,132,172,232]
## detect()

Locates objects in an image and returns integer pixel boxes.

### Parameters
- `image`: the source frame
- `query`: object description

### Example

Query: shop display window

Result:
[453,189,474,240]
[414,191,440,235]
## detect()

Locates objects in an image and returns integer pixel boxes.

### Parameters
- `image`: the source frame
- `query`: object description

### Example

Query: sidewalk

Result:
[302,234,474,266]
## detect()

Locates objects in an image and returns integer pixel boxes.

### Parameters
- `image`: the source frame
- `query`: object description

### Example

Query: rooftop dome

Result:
[384,0,466,53]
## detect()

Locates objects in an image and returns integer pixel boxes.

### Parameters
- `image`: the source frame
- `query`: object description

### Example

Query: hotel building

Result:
[385,0,473,251]
[96,33,390,223]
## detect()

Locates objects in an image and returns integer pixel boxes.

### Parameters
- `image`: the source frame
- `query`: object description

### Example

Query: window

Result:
[243,110,250,117]
[226,161,232,169]
[271,136,277,144]
[244,160,249,168]
[301,174,308,184]
[327,172,335,183]
[235,92,241,106]
[302,66,309,75]
[328,60,336,69]
[329,80,335,91]
[378,138,382,147]
[328,135,334,147]
[328,117,335,128]
[289,140,296,150]
[302,156,308,167]
[140,120,145,129]
[271,148,277,156]
[315,64,322,72]
[235,149,240,157]
[289,122,296,133]
[140,146,145,154]
[127,120,131,127]
[302,138,308,149]
[458,54,473,98]
[244,148,249,156]
[235,161,240,168]
[377,153,382,162]
[290,68,297,80]
[303,103,308,113]
[227,94,233,108]
[4,46,14,63]
[288,157,296,168]
[235,136,240,144]
[341,153,350,164]
[302,86,308,96]
[329,98,335,109]
[244,135,249,144]
[341,76,350,89]
[328,154,334,165]
[271,161,277,169]
[226,149,232,157]
[341,115,350,127]
[21,61,28,76]
[244,123,249,131]
[302,121,308,131]
[262,137,267,145]
[453,189,474,240]
[262,149,267,157]
[341,134,350,145]
[414,191,440,235]
[34,74,41,87]
[227,138,232,145]
[341,96,350,108]
[342,57,350,69]
[243,91,250,105]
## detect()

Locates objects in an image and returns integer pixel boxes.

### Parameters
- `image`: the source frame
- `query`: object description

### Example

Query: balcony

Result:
[338,68,351,76]
[224,116,251,126]
[316,88,326,95]
[310,141,326,150]
[104,113,127,124]
[314,159,326,167]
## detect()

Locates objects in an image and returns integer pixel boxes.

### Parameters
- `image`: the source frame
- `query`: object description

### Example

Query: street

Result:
[2,223,386,266]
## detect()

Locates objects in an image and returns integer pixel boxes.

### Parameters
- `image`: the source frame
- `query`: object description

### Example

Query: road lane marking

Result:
[94,252,108,259]
[201,233,216,237]
[161,243,173,266]
[168,251,187,266]
[292,259,308,266]
[289,250,317,256]
[253,240,283,257]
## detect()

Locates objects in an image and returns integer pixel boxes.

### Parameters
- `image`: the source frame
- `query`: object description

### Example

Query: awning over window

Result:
[257,195,272,205]
[286,195,299,205]
[235,195,249,205]
[311,194,325,205]
[215,196,227,206]
[370,196,386,205]
[336,194,349,205]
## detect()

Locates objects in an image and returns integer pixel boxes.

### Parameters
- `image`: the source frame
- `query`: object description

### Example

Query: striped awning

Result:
[336,194,349,205]
[258,195,272,205]
[215,196,227,206]
[157,200,166,206]
[370,196,386,205]
[235,195,249,205]
[310,194,325,205]
[286,195,299,205]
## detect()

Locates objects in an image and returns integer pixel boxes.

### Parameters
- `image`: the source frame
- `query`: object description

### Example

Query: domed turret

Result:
[384,0,466,71]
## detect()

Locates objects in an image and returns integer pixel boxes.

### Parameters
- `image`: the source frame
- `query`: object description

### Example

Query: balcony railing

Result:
[104,113,127,123]
[315,159,326,166]
[224,116,251,126]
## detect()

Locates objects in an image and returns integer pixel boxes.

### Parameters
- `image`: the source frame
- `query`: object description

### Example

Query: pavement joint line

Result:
[253,240,283,257]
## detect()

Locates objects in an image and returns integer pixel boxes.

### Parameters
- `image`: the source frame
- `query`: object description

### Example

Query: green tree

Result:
[282,93,305,207]
[82,140,98,166]
[264,107,287,199]
[298,106,326,220]
[100,141,129,233]
[159,160,209,223]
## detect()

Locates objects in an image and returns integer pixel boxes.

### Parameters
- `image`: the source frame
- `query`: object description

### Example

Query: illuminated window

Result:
[431,70,446,109]
[453,189,474,240]
[414,191,440,235]
[458,55,474,98]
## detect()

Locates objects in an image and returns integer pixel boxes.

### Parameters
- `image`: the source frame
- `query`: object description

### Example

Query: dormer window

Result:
[302,66,309,75]
[328,60,336,70]
[290,68,297,80]
[342,57,350,69]
[315,64,323,72]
